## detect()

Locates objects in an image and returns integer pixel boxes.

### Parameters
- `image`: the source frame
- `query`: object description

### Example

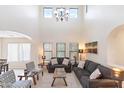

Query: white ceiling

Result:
[0,31,32,40]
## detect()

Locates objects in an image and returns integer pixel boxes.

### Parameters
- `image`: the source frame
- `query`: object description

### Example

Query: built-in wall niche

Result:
[85,41,98,54]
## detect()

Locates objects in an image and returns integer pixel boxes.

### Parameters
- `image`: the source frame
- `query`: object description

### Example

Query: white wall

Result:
[0,6,40,68]
[0,38,2,58]
[0,5,85,68]
[108,25,124,69]
[0,6,40,40]
[39,5,85,56]
[1,5,124,69]
[82,5,124,68]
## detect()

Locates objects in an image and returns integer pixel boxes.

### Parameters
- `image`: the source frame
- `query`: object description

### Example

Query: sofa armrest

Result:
[68,61,71,65]
[48,61,52,65]
[47,62,52,69]
[89,79,119,88]
[68,61,72,67]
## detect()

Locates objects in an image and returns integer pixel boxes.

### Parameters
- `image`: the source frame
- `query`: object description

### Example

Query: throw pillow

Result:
[78,62,85,68]
[63,58,69,65]
[90,68,101,79]
[51,58,57,65]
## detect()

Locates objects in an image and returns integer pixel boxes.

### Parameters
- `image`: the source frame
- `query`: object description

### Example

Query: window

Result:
[19,44,31,61]
[43,43,52,61]
[56,43,66,57]
[56,8,65,16]
[8,43,31,62]
[43,7,53,18]
[69,43,79,60]
[8,44,18,62]
[69,8,78,18]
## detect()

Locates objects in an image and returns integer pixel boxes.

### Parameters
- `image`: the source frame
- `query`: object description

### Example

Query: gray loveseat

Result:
[47,57,72,73]
[73,60,120,88]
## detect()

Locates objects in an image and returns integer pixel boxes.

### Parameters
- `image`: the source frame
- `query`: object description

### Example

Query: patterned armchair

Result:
[26,61,43,74]
[0,70,32,88]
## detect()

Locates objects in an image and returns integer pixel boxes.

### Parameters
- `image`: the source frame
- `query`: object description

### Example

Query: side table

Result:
[72,62,79,70]
[38,63,47,76]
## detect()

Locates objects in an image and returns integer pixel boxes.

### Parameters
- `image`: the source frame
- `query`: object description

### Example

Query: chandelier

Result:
[54,8,69,22]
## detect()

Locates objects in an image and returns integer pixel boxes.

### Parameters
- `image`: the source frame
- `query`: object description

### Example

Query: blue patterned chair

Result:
[25,61,43,85]
[26,61,43,75]
[0,70,32,88]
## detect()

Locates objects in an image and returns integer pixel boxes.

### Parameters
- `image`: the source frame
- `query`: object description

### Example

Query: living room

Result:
[0,0,124,92]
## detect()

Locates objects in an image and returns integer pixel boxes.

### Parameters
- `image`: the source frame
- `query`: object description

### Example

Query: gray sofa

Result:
[0,70,32,88]
[73,60,120,88]
[47,57,72,73]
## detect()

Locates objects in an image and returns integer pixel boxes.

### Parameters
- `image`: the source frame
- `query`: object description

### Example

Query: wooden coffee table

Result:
[51,68,67,86]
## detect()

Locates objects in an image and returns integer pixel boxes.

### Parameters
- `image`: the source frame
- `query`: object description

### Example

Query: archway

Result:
[0,31,32,69]
[0,31,32,40]
[107,24,124,69]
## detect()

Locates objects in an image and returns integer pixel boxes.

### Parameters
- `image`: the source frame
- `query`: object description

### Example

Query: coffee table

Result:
[51,68,67,87]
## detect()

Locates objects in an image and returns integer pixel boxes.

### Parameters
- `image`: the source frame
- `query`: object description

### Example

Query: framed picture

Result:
[85,41,98,54]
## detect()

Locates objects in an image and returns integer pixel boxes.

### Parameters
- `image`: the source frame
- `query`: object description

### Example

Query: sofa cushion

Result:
[80,76,89,88]
[89,79,119,88]
[81,70,91,76]
[84,60,99,74]
[51,58,58,65]
[90,68,101,79]
[78,61,85,68]
[53,64,65,68]
[73,67,90,80]
[62,58,69,65]
[98,65,113,79]
[57,58,63,64]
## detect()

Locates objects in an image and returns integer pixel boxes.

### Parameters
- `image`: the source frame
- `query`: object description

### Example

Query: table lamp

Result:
[42,56,46,65]
[113,67,124,88]
[78,49,83,61]
[113,68,122,77]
